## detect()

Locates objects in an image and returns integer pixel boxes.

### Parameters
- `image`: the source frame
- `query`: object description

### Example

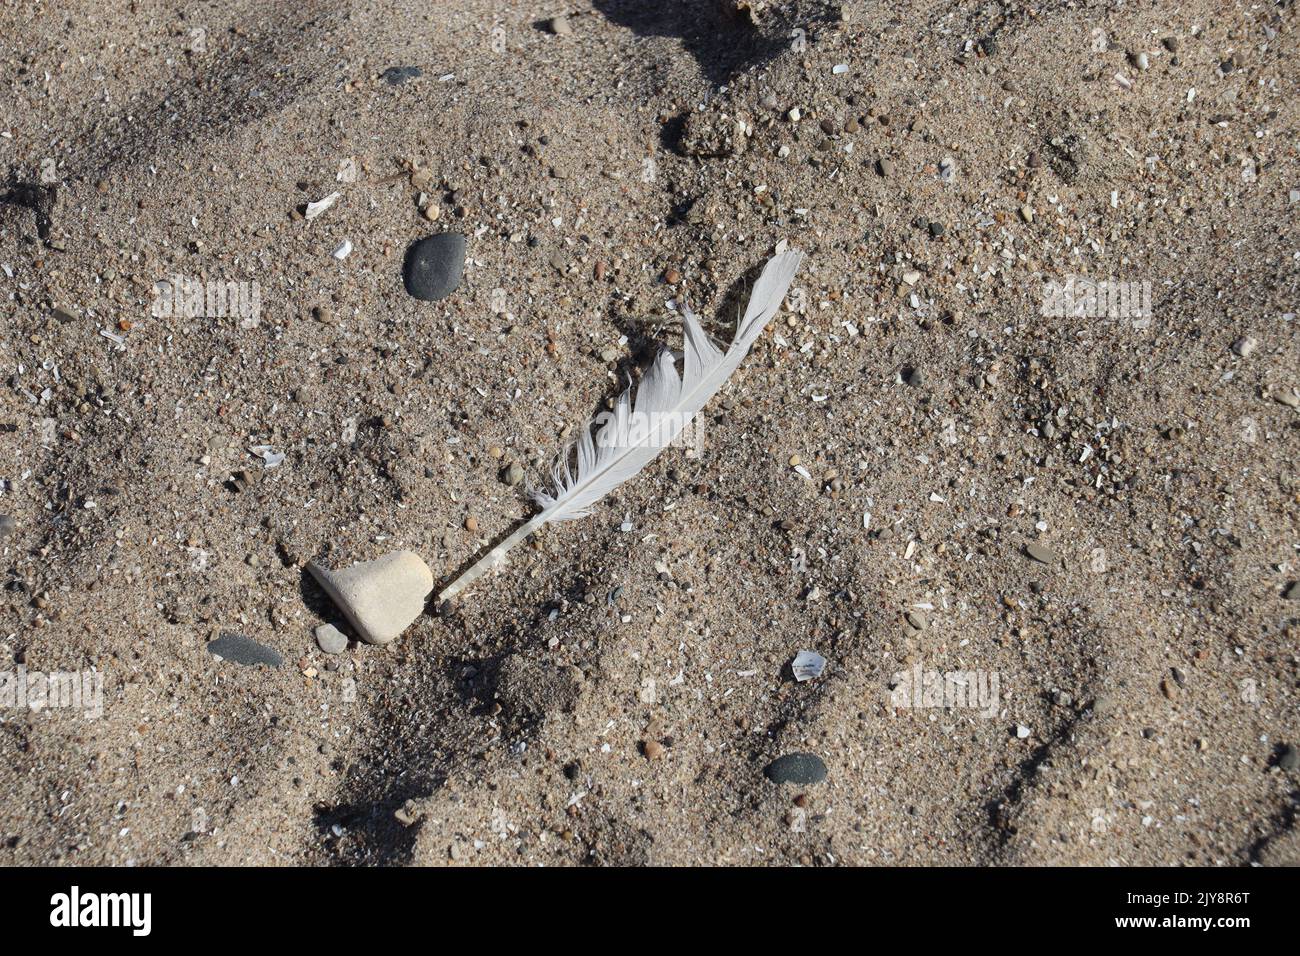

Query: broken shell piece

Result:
[332,239,353,260]
[307,550,433,645]
[792,649,827,682]
[305,192,341,220]
[248,444,285,468]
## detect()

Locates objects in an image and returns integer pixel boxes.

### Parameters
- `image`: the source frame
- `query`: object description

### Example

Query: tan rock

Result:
[307,550,433,645]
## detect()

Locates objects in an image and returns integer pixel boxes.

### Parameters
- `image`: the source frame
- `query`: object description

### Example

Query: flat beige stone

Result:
[307,550,433,645]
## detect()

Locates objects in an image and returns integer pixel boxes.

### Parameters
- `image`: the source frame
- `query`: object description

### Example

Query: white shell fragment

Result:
[305,192,341,220]
[332,239,353,260]
[792,649,827,682]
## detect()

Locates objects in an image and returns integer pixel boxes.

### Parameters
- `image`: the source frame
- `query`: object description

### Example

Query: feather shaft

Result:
[438,512,549,601]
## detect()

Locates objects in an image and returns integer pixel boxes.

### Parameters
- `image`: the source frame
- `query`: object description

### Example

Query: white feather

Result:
[439,249,804,601]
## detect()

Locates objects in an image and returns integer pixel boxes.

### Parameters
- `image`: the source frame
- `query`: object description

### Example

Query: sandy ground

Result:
[0,0,1297,866]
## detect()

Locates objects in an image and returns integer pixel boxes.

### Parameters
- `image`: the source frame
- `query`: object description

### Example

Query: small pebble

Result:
[1024,542,1056,564]
[207,632,283,667]
[403,232,466,302]
[230,468,260,492]
[315,623,348,655]
[394,801,423,827]
[1279,744,1299,771]
[0,515,15,540]
[642,739,665,760]
[764,753,827,786]
[548,15,572,35]
[1231,336,1257,357]
[380,66,422,85]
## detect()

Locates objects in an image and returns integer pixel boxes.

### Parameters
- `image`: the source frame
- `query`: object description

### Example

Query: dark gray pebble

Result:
[0,515,15,539]
[207,632,283,667]
[1279,744,1299,771]
[381,66,422,85]
[764,752,827,785]
[403,232,466,302]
